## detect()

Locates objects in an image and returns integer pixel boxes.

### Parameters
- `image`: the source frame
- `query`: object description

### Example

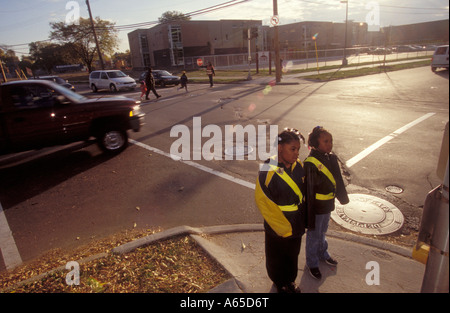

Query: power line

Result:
[96,0,251,31]
[296,0,448,11]
[379,3,449,10]
[1,0,251,54]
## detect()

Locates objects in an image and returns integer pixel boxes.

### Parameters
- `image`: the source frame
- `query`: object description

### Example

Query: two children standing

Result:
[255,126,349,293]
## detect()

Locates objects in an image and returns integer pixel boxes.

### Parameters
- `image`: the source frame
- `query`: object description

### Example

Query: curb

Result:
[111,224,263,255]
[0,252,108,293]
[111,224,413,259]
[1,224,414,293]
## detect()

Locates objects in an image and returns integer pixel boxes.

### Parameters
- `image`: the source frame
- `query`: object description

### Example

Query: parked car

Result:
[396,45,418,52]
[431,45,449,72]
[139,70,180,87]
[368,47,392,55]
[89,70,137,92]
[30,75,76,92]
[0,80,144,155]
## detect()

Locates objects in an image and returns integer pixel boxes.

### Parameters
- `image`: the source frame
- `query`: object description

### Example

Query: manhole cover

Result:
[224,145,254,157]
[386,185,404,194]
[331,194,404,235]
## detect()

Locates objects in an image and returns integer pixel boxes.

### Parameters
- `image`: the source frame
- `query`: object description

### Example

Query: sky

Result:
[0,0,448,57]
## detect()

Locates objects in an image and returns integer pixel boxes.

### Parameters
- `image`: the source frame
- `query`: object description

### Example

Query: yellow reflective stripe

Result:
[255,175,293,237]
[316,192,335,200]
[304,157,336,187]
[279,204,298,212]
[268,164,303,203]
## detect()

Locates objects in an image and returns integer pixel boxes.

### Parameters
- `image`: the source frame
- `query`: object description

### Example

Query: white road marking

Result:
[129,139,256,190]
[0,202,22,270]
[345,112,436,168]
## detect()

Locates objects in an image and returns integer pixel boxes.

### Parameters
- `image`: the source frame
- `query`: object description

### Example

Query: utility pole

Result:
[273,0,281,83]
[247,28,252,81]
[86,0,104,70]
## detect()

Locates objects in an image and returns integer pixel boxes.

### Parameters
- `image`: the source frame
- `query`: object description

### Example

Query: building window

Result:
[168,25,184,66]
[139,34,151,67]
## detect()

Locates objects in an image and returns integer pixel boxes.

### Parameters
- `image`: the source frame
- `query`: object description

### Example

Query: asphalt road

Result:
[0,67,448,271]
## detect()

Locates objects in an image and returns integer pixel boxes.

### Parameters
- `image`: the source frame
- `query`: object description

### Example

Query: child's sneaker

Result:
[309,267,322,280]
[325,257,338,266]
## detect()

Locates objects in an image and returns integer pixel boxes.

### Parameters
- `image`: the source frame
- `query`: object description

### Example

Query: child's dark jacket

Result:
[304,149,349,229]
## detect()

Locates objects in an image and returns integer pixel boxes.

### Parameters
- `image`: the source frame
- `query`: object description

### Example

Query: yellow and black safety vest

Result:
[268,163,304,212]
[304,156,336,201]
[255,159,305,238]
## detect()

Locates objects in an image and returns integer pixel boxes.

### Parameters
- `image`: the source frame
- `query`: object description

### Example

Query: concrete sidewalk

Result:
[113,223,425,293]
[227,57,431,86]
[189,225,425,293]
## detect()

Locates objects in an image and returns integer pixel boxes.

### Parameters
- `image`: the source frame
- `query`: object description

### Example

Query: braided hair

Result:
[278,128,305,145]
[307,126,331,149]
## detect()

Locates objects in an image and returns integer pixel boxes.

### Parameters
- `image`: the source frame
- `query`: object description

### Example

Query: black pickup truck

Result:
[0,80,145,155]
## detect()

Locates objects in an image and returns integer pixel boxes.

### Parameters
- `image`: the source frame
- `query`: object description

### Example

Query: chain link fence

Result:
[182,45,437,71]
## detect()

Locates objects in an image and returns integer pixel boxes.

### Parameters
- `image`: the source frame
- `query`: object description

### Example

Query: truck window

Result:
[435,47,448,55]
[10,85,57,109]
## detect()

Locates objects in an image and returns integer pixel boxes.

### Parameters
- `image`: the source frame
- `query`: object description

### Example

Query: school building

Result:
[127,19,449,70]
[128,20,263,70]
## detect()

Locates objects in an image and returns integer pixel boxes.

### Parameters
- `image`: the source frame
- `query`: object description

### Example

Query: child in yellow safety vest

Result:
[206,62,215,87]
[255,128,306,293]
[304,126,349,280]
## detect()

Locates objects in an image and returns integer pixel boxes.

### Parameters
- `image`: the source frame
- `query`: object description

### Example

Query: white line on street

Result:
[129,139,256,190]
[345,112,436,168]
[0,202,22,270]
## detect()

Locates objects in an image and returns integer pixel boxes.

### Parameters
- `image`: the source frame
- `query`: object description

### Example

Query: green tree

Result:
[112,50,131,68]
[29,42,77,74]
[158,11,191,23]
[18,56,33,77]
[0,49,19,77]
[49,17,118,72]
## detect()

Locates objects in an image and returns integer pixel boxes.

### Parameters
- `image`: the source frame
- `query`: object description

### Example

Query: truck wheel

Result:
[110,84,118,92]
[98,129,128,153]
[91,84,98,92]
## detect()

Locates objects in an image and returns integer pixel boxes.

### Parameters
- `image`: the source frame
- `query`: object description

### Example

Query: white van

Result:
[431,45,449,72]
[89,70,137,92]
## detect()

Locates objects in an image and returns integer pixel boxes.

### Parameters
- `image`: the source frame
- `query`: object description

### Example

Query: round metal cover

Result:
[224,145,254,157]
[331,194,404,235]
[385,185,404,194]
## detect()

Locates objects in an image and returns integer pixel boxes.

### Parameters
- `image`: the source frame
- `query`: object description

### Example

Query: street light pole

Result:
[247,28,252,81]
[341,0,348,66]
[273,0,281,83]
